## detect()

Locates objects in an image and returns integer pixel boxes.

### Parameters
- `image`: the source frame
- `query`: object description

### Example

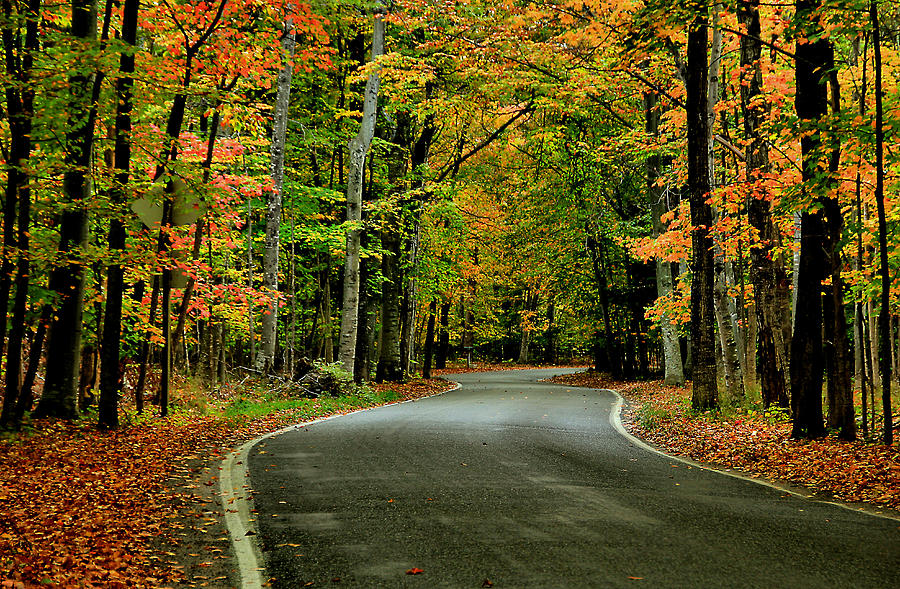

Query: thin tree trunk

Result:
[422,301,437,379]
[0,0,39,427]
[376,216,403,382]
[338,9,384,374]
[587,234,619,377]
[399,216,421,376]
[159,199,174,418]
[174,99,228,369]
[869,299,880,391]
[870,1,892,444]
[518,291,535,364]
[354,238,377,383]
[97,0,137,429]
[14,305,51,423]
[436,301,450,369]
[217,323,226,383]
[130,0,227,408]
[322,265,334,363]
[854,31,868,432]
[859,302,869,439]
[823,57,855,440]
[707,5,742,402]
[134,277,158,409]
[544,297,557,365]
[247,195,256,367]
[258,15,296,373]
[646,87,684,385]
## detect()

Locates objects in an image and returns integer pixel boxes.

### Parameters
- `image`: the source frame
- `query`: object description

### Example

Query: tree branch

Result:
[435,102,534,183]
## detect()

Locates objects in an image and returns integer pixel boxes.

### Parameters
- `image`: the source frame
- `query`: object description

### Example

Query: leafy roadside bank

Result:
[0,375,453,588]
[551,371,900,513]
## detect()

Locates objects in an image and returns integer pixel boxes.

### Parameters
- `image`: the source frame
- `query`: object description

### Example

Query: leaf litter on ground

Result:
[551,371,900,513]
[0,376,454,587]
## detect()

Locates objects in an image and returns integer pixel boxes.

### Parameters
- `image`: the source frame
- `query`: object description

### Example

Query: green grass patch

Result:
[637,404,671,431]
[220,385,404,427]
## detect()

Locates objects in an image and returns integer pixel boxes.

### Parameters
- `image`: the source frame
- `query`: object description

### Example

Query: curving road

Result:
[247,369,900,588]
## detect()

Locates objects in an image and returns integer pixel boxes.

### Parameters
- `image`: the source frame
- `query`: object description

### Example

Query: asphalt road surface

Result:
[248,369,900,588]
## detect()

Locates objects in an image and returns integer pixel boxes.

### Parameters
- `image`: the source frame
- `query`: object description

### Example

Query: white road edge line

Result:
[606,388,900,522]
[219,381,462,589]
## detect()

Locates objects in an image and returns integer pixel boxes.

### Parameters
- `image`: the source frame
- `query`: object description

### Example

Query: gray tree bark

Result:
[338,11,384,374]
[707,5,743,402]
[645,88,684,386]
[257,13,297,373]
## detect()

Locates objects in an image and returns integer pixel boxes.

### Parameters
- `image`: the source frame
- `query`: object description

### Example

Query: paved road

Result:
[248,369,900,588]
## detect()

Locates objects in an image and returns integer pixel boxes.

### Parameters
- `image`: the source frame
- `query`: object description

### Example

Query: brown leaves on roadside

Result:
[0,417,231,586]
[372,378,453,401]
[0,377,459,587]
[564,375,900,511]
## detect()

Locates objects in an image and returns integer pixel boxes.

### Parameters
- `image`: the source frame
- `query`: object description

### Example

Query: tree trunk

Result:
[159,199,174,418]
[399,217,422,376]
[321,265,334,363]
[0,0,39,427]
[13,305,51,424]
[544,298,557,365]
[713,261,743,401]
[706,5,742,402]
[646,87,684,385]
[852,38,868,425]
[739,0,790,409]
[822,58,855,440]
[790,0,829,439]
[868,299,880,391]
[686,12,718,410]
[587,234,619,377]
[257,15,296,373]
[97,0,137,429]
[422,301,437,379]
[436,301,450,369]
[518,290,537,364]
[870,2,892,444]
[174,99,228,370]
[338,10,384,374]
[246,196,256,368]
[134,278,158,410]
[34,0,98,420]
[376,217,403,382]
[354,233,378,383]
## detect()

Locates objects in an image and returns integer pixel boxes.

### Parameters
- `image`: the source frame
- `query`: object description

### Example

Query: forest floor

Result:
[4,363,896,587]
[550,371,900,515]
[0,373,455,588]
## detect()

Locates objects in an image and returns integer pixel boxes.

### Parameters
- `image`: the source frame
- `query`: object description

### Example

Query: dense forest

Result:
[0,0,898,443]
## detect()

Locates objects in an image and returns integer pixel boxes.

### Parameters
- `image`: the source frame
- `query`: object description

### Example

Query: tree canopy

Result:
[1,0,898,442]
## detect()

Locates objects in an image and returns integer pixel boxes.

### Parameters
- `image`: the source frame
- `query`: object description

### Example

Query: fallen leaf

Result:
[405,568,424,575]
